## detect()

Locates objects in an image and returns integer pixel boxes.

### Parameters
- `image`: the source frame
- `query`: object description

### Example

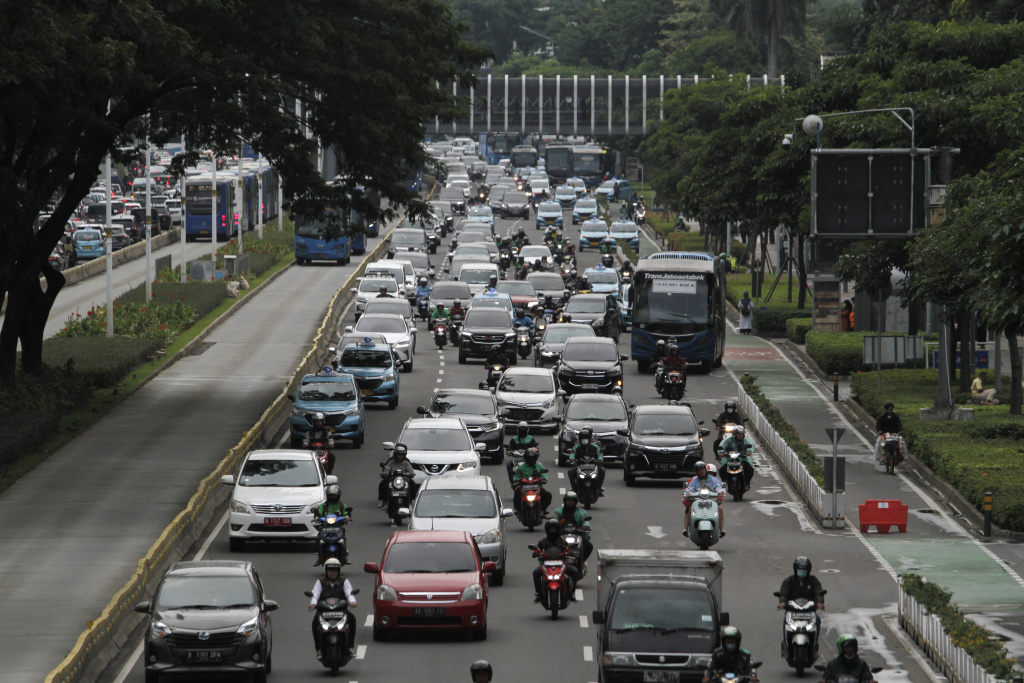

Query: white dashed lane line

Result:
[583,646,594,661]
[579,615,589,628]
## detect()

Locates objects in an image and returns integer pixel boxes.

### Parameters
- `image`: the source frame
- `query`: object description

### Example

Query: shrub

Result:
[740,374,824,485]
[786,318,813,344]
[118,281,228,319]
[806,331,924,375]
[41,337,164,388]
[247,251,277,277]
[752,306,809,334]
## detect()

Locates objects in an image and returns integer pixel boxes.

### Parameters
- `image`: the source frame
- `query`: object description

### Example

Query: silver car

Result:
[494,367,565,433]
[383,418,484,485]
[346,314,416,371]
[406,475,513,585]
[351,276,402,319]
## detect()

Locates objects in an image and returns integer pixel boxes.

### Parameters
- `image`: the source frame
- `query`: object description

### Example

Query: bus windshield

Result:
[510,148,538,168]
[634,273,712,330]
[573,152,602,174]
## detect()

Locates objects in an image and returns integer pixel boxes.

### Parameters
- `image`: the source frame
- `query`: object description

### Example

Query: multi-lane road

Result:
[106,202,943,683]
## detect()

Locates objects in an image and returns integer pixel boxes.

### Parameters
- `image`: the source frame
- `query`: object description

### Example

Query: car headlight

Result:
[482,421,501,432]
[477,529,501,544]
[461,583,484,600]
[150,620,172,638]
[603,653,633,666]
[542,399,554,409]
[456,461,477,472]
[292,406,308,416]
[608,367,622,377]
[237,616,259,637]
[376,584,398,602]
[342,408,359,417]
[691,655,713,668]
[395,340,411,348]
[380,373,395,381]
[231,500,249,514]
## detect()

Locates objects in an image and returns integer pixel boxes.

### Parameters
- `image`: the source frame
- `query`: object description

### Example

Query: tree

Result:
[709,0,809,78]
[448,0,537,62]
[0,0,491,391]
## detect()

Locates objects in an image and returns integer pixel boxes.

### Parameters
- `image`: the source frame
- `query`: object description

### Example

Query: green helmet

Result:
[837,633,858,654]
[721,625,741,646]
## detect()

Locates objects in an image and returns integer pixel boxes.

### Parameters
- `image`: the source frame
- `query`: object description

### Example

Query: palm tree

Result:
[709,0,808,79]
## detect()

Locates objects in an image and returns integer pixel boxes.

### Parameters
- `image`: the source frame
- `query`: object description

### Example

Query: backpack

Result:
[740,300,752,316]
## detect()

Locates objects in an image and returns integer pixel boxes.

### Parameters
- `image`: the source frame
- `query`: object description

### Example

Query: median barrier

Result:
[61,228,182,286]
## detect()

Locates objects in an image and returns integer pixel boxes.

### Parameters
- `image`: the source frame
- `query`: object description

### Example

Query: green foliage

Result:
[118,282,228,320]
[786,317,813,344]
[725,274,807,332]
[741,374,825,484]
[56,301,196,345]
[40,337,164,389]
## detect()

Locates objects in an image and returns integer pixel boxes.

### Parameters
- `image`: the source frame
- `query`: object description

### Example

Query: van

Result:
[365,260,416,301]
[131,177,159,199]
[453,262,500,295]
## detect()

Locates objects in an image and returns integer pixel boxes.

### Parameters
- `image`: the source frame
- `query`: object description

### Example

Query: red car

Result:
[364,530,495,641]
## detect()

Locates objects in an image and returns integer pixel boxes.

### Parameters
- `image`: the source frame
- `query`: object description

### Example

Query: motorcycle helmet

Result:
[578,426,593,445]
[793,556,812,577]
[436,303,444,311]
[379,286,388,295]
[579,277,589,289]
[326,485,341,504]
[393,443,408,459]
[324,557,342,578]
[725,400,737,413]
[668,344,679,355]
[515,308,525,319]
[656,339,666,350]
[490,344,503,356]
[721,625,742,651]
[470,660,493,682]
[524,447,540,465]
[706,463,718,476]
[563,491,579,507]
[453,299,462,308]
[544,518,562,539]
[517,421,529,438]
[489,274,498,287]
[419,277,428,286]
[837,633,858,657]
[312,412,325,425]
[694,460,707,478]
[733,425,746,440]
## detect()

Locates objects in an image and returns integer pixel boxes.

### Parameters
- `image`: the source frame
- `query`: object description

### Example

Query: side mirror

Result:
[133,601,151,614]
[556,389,567,397]
[583,515,593,521]
[287,394,295,402]
[475,443,486,452]
[616,429,630,437]
[328,346,336,354]
[700,428,711,437]
[325,475,338,485]
[620,355,629,361]
[304,590,314,598]
[364,562,380,574]
[263,600,279,612]
[482,561,497,573]
[720,612,730,625]
[527,544,538,551]
[501,508,515,518]
[416,406,428,415]
[344,325,353,333]
[870,668,883,674]
[751,662,763,670]
[772,591,782,598]
[221,475,235,486]
[383,441,396,450]
[592,610,606,624]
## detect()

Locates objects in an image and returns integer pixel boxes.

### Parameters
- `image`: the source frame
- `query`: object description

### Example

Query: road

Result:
[109,201,943,683]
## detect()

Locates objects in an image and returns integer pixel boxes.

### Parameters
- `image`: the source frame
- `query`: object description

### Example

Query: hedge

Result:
[805,331,929,375]
[786,318,813,344]
[725,274,810,333]
[41,336,165,388]
[851,369,1024,531]
[740,374,825,485]
[118,281,228,319]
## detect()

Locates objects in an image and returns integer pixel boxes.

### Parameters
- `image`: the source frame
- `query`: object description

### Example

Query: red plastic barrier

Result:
[858,499,908,533]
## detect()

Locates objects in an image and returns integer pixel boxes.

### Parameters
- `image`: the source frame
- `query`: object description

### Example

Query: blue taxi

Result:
[288,372,365,448]
[336,338,400,410]
[579,218,610,251]
[584,265,621,295]
[609,219,641,251]
[535,200,564,229]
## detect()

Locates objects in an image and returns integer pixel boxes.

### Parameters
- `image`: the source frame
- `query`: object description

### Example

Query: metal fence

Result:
[898,586,998,683]
[737,391,845,528]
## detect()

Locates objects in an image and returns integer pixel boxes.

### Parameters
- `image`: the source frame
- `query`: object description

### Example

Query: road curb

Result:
[61,228,182,286]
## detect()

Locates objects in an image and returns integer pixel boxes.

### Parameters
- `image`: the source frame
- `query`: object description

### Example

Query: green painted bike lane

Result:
[722,330,1024,638]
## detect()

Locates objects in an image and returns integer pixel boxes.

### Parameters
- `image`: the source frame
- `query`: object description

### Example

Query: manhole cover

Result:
[757,500,786,505]
[820,568,841,574]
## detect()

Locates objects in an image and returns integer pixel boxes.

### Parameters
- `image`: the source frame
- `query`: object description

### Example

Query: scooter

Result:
[707,662,762,683]
[815,662,883,683]
[486,362,507,390]
[879,432,903,474]
[380,466,415,526]
[529,543,573,620]
[720,450,749,501]
[712,418,745,454]
[560,517,590,579]
[416,296,430,323]
[660,367,686,401]
[516,475,545,531]
[572,458,601,509]
[305,588,359,676]
[449,312,464,345]
[774,590,827,677]
[308,438,335,475]
[313,509,351,566]
[515,325,533,359]
[433,319,448,349]
[684,487,722,550]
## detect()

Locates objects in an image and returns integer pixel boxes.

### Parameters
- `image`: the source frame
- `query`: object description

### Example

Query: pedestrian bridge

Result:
[428,73,785,137]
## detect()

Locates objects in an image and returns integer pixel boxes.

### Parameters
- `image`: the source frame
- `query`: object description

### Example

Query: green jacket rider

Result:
[703,626,756,682]
[820,635,875,683]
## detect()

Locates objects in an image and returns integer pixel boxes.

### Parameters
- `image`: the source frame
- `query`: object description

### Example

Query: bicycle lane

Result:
[722,328,1024,661]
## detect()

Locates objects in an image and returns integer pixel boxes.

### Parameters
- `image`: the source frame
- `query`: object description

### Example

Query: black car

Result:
[109,225,133,251]
[561,293,622,342]
[48,239,77,271]
[557,393,630,465]
[534,323,597,367]
[556,337,627,395]
[621,404,710,485]
[501,191,530,219]
[487,187,507,215]
[440,187,467,215]
[418,388,506,462]
[458,308,516,365]
[134,560,276,683]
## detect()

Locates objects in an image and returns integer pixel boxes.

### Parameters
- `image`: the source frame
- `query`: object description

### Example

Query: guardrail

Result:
[737,391,845,528]
[898,586,997,683]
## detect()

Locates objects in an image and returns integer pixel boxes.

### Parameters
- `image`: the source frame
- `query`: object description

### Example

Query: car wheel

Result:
[251,667,268,683]
[508,353,517,366]
[624,467,636,487]
[373,625,387,641]
[229,537,245,552]
[472,625,488,641]
[337,259,345,266]
[265,651,272,674]
[353,432,364,449]
[491,565,505,586]
[388,398,398,410]
[145,671,160,683]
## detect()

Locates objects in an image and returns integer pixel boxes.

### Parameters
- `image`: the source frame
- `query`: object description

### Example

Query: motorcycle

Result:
[433,319,448,349]
[658,365,687,401]
[515,324,533,359]
[684,487,722,550]
[380,465,415,526]
[620,269,633,285]
[707,662,763,683]
[499,249,512,270]
[486,362,507,390]
[516,474,545,531]
[720,450,749,501]
[560,516,591,579]
[572,457,601,509]
[416,296,430,323]
[308,439,335,475]
[879,432,903,474]
[305,588,359,676]
[815,662,883,683]
[775,590,827,677]
[635,205,647,226]
[713,418,745,454]
[312,510,351,566]
[449,313,464,345]
[529,543,573,620]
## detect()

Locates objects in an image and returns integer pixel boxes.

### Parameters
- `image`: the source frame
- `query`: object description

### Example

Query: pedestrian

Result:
[840,300,853,332]
[738,292,753,335]
[971,371,999,405]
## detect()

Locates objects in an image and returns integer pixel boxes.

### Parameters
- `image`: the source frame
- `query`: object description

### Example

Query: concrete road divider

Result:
[61,229,182,286]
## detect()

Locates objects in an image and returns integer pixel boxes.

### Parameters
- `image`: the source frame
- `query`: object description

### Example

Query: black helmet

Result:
[517,421,529,438]
[379,286,388,294]
[721,625,742,647]
[694,460,707,478]
[326,484,341,504]
[545,293,554,303]
[725,400,736,412]
[470,660,493,681]
[579,426,593,443]
[490,344,502,354]
[515,308,525,318]
[544,518,561,536]
[489,274,498,284]
[837,633,858,657]
[733,425,745,439]
[393,443,408,459]
[668,344,679,354]
[794,556,812,576]
[524,447,540,465]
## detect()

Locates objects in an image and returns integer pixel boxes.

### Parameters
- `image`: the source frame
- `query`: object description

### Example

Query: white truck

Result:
[592,549,727,683]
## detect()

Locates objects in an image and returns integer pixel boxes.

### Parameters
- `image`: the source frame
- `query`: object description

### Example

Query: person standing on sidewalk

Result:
[971,372,999,405]
[738,292,753,335]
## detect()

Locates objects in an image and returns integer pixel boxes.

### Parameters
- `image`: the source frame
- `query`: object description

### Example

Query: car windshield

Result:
[298,382,356,402]
[432,393,495,415]
[587,271,618,284]
[544,326,595,343]
[566,400,626,421]
[455,245,490,256]
[565,299,605,314]
[414,490,497,518]
[393,231,424,245]
[599,181,616,190]
[563,342,617,362]
[431,282,472,299]
[538,203,560,213]
[75,231,102,242]
[341,349,392,368]
[633,413,698,436]
[466,310,510,327]
[582,223,608,233]
[356,317,407,334]
[528,274,565,290]
[611,224,638,234]
[383,542,478,573]
[402,426,473,451]
[609,588,715,632]
[520,247,551,259]
[468,208,492,218]
[155,576,255,610]
[499,373,554,393]
[458,233,487,243]
[359,279,397,293]
[238,458,320,487]
[405,253,430,269]
[576,200,597,210]
[364,300,410,317]
[496,282,536,297]
[462,269,495,284]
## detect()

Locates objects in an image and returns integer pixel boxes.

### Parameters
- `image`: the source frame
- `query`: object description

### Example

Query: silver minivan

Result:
[405,475,513,585]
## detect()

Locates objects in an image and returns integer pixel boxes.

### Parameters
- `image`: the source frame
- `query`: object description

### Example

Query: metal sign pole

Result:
[825,427,845,528]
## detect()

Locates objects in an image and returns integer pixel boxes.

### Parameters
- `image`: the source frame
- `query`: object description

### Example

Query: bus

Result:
[571,145,607,187]
[629,256,727,372]
[483,132,522,165]
[509,144,539,172]
[294,208,349,266]
[544,143,573,183]
[183,175,237,242]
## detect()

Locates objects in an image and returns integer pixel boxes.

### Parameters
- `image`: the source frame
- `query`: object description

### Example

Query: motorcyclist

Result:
[532,518,580,602]
[512,307,535,332]
[430,302,450,325]
[450,298,466,319]
[485,343,508,370]
[413,277,431,301]
[656,344,687,394]
[875,402,902,435]
[376,286,394,298]
[470,660,493,683]
[601,252,614,268]
[512,446,552,514]
[717,424,755,490]
[649,339,667,373]
[506,421,539,484]
[308,558,357,659]
[682,461,726,538]
[515,258,530,280]
[567,426,606,496]
[304,412,336,474]
[313,484,350,566]
[820,635,876,683]
[778,556,826,649]
[703,626,757,683]
[553,491,593,563]
[576,276,592,294]
[377,443,415,509]
[543,294,559,317]
[488,273,499,290]
[620,259,634,278]
[713,400,746,452]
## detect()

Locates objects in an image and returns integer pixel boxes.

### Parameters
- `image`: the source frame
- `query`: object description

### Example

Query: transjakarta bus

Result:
[570,145,607,187]
[544,143,573,183]
[629,256,726,372]
[509,144,539,172]
[483,132,522,165]
[183,175,236,242]
[294,208,349,266]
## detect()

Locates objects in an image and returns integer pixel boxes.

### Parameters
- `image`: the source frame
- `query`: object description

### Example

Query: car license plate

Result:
[590,240,600,245]
[582,383,600,389]
[655,463,677,471]
[413,607,445,617]
[186,650,223,663]
[360,388,373,396]
[643,671,680,683]
[264,517,291,526]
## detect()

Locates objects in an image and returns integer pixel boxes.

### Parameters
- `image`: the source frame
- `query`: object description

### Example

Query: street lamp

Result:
[518,25,554,58]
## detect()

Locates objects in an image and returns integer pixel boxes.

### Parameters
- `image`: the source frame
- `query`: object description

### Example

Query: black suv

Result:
[501,191,530,219]
[561,293,622,342]
[134,560,276,683]
[458,308,516,365]
[556,337,627,395]
[418,388,506,462]
[557,393,630,465]
[620,403,710,485]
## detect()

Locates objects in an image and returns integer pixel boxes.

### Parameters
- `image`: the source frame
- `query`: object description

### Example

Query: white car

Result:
[518,245,553,267]
[384,418,484,485]
[467,205,494,228]
[222,449,337,551]
[351,276,402,319]
[494,367,565,433]
[346,313,417,371]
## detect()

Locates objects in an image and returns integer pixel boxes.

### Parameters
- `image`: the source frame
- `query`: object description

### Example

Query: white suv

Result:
[383,418,484,485]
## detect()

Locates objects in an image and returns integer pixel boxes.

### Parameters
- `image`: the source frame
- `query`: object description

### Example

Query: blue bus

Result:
[571,145,607,187]
[544,143,573,183]
[402,165,423,193]
[483,132,522,165]
[629,256,726,372]
[294,208,350,266]
[183,175,237,242]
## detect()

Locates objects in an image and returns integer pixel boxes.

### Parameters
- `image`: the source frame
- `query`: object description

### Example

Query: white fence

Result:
[898,586,998,683]
[737,391,845,528]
